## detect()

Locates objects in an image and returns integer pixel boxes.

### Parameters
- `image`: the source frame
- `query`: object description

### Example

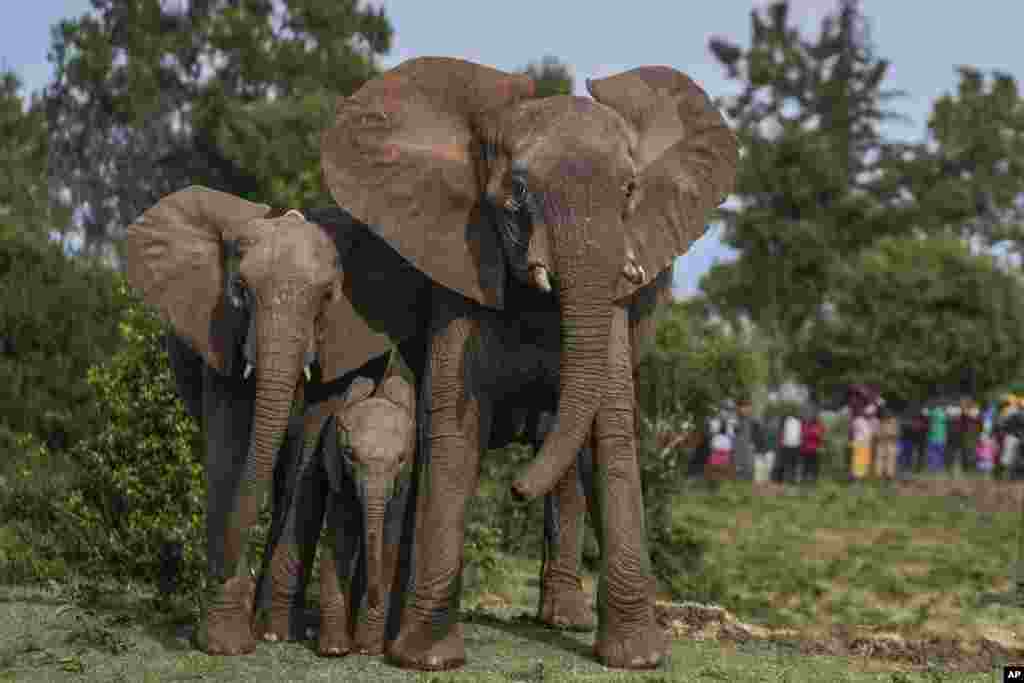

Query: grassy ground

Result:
[2,476,1023,681]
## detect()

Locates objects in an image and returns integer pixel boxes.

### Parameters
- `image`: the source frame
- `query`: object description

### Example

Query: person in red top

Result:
[800,410,826,484]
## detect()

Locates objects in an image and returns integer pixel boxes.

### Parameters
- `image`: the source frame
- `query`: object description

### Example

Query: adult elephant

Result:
[318,57,737,670]
[125,189,399,654]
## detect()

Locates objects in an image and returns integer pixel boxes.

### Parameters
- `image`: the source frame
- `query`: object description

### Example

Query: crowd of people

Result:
[690,390,1024,485]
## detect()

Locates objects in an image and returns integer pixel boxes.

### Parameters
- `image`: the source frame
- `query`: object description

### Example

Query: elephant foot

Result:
[317,627,352,658]
[353,604,387,655]
[538,572,595,631]
[594,620,667,669]
[194,576,257,656]
[317,595,351,657]
[253,602,306,643]
[387,620,466,671]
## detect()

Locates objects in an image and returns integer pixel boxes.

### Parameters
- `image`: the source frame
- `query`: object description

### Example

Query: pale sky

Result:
[6,1,1023,297]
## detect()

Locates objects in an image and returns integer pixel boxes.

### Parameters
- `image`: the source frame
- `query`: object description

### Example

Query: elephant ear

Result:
[379,375,414,416]
[586,68,738,302]
[321,57,535,309]
[125,186,271,373]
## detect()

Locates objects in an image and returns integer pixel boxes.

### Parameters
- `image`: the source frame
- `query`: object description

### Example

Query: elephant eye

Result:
[624,180,637,199]
[505,177,528,213]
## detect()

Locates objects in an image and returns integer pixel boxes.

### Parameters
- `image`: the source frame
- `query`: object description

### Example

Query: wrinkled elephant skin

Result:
[318,58,737,670]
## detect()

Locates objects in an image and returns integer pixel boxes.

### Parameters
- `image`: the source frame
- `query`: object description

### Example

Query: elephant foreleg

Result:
[537,420,594,631]
[194,363,257,655]
[256,415,327,642]
[588,306,664,669]
[388,311,489,671]
[319,488,361,657]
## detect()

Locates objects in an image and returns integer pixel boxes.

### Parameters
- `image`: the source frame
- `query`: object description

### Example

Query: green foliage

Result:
[0,226,125,454]
[44,282,205,590]
[0,71,68,243]
[791,236,1024,403]
[522,56,574,98]
[704,1,912,363]
[46,0,394,259]
[634,298,767,586]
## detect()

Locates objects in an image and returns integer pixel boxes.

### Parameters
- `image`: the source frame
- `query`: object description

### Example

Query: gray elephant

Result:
[314,57,737,670]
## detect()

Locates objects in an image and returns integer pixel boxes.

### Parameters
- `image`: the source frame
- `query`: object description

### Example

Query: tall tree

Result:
[702,0,909,387]
[522,56,573,98]
[790,235,1024,404]
[892,68,1024,251]
[45,0,393,264]
[0,71,68,243]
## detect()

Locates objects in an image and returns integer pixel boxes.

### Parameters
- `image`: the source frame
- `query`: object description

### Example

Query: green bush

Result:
[49,283,206,591]
[0,226,125,454]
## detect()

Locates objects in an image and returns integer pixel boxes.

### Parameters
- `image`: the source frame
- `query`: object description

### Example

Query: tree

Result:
[789,235,1024,404]
[891,68,1024,251]
[45,0,393,264]
[522,56,573,98]
[702,0,911,387]
[0,71,68,243]
[0,223,125,453]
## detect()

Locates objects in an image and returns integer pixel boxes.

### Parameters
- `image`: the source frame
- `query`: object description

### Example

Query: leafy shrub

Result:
[0,225,126,454]
[48,282,206,591]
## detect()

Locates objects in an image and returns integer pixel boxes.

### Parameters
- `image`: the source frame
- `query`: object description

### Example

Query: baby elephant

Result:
[260,374,415,657]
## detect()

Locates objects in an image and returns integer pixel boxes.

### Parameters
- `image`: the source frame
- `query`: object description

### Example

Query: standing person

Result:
[874,405,900,481]
[960,402,982,476]
[866,402,881,479]
[800,410,825,485]
[898,410,915,477]
[910,409,929,472]
[705,417,735,484]
[926,404,948,472]
[850,408,872,481]
[778,409,803,484]
[732,398,764,481]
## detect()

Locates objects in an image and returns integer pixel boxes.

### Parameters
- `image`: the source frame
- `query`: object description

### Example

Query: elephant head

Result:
[322,374,415,650]
[321,57,737,500]
[125,186,379,574]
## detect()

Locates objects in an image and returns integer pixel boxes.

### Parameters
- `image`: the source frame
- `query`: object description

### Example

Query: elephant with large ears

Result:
[125,187,396,655]
[319,57,737,670]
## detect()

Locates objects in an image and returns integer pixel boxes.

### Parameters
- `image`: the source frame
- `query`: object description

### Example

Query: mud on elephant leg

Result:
[255,416,327,643]
[194,363,258,656]
[588,308,664,670]
[318,496,360,657]
[538,445,595,631]
[387,314,490,671]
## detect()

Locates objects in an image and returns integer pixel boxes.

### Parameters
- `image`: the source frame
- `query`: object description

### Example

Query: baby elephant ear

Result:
[379,375,414,415]
[341,376,376,412]
[587,67,738,302]
[125,186,271,373]
[321,57,535,309]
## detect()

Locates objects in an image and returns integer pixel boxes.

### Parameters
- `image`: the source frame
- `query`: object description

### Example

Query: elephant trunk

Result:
[512,272,613,500]
[364,483,389,610]
[223,316,306,578]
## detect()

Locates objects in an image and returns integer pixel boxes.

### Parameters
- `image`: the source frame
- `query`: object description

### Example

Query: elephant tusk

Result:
[623,261,646,285]
[530,265,552,293]
[304,364,312,382]
[243,363,254,380]
[284,209,306,220]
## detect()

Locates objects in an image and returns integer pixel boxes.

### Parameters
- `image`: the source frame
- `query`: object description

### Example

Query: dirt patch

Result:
[749,477,1024,514]
[655,600,1024,672]
[895,478,1024,514]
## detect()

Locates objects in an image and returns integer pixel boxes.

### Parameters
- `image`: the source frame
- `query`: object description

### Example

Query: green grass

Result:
[3,476,1024,680]
[0,584,997,682]
[665,479,1024,641]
